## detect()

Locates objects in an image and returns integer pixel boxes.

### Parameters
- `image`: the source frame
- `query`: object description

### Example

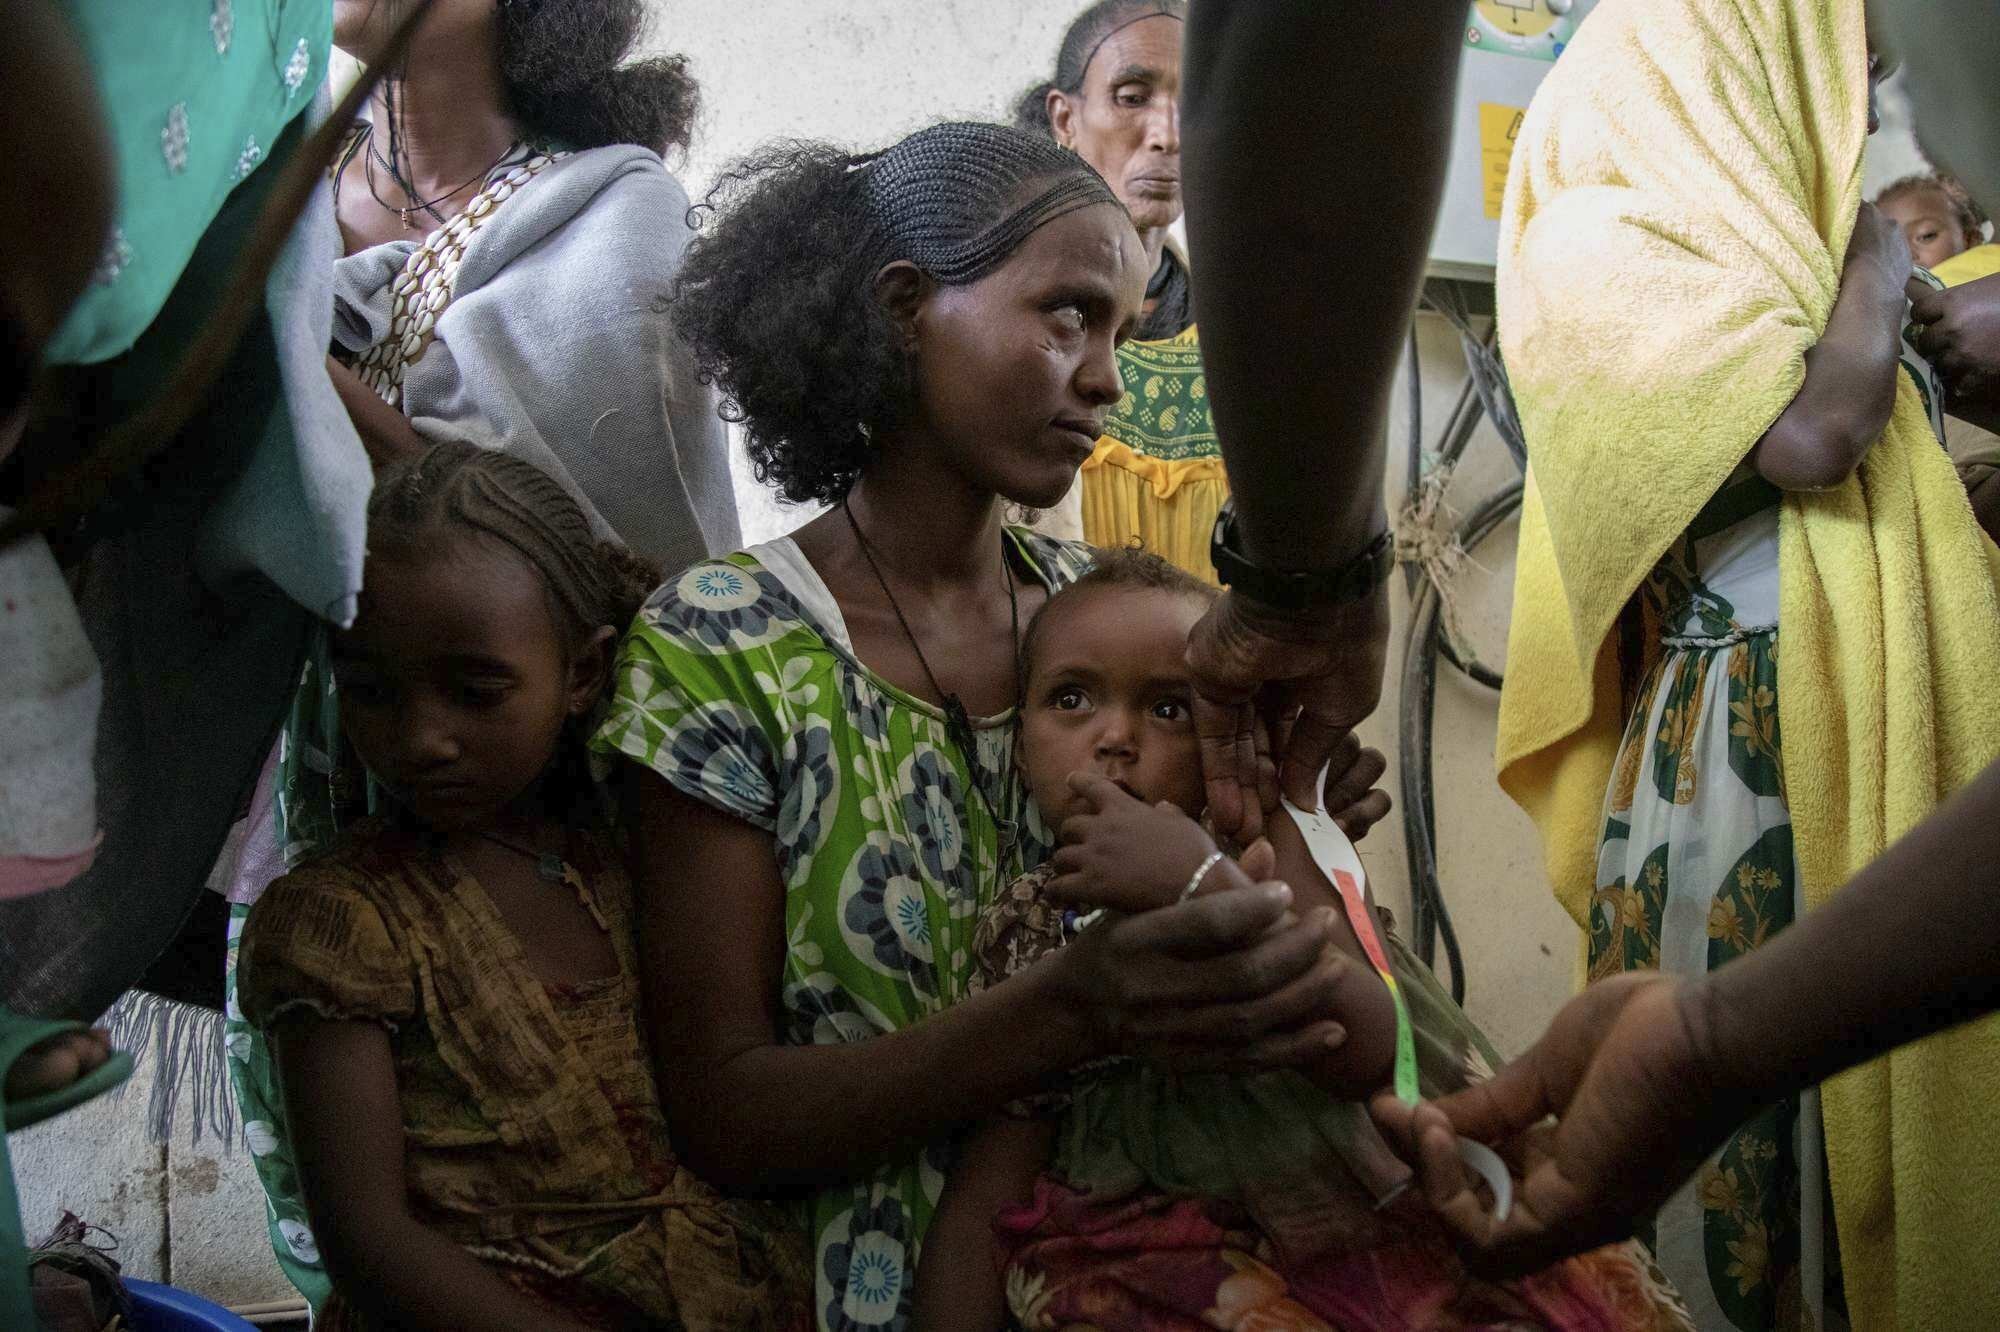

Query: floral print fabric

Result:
[980,870,1694,1331]
[593,531,1093,1331]
[1589,313,1946,1330]
[1592,472,1837,1332]
[999,1177,1694,1332]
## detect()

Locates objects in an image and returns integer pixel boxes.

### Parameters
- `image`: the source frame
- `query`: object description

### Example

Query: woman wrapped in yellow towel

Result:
[1494,0,2000,1328]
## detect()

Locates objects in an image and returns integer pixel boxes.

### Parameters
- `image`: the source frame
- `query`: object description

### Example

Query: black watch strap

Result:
[1209,503,1394,610]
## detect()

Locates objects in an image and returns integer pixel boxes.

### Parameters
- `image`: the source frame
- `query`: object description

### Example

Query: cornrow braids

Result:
[1020,545,1215,681]
[672,122,1124,507]
[367,441,659,644]
[858,123,1119,285]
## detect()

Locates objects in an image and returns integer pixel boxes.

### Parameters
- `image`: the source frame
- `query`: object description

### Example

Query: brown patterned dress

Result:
[237,818,810,1330]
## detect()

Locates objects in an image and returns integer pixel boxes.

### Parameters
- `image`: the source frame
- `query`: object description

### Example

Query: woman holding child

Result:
[595,117,1690,1330]
[593,122,1379,1325]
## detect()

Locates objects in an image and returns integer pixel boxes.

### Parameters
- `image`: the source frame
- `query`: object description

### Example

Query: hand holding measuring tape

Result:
[1280,778,1515,1224]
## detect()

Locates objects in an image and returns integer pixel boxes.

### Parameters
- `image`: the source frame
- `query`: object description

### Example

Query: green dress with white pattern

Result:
[592,529,1093,1332]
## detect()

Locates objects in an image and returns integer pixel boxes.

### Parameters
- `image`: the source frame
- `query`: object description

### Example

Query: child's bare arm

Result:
[1259,806,1399,1098]
[910,1117,1054,1332]
[272,1017,603,1332]
[1049,779,1398,1098]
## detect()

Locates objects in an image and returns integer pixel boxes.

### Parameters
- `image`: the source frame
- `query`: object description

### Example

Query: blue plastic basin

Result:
[123,1278,259,1331]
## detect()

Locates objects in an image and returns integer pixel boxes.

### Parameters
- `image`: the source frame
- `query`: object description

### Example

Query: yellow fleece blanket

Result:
[1493,0,2000,1325]
[1932,242,2000,287]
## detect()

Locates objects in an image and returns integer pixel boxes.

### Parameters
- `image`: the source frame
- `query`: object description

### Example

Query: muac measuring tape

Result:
[1281,783,1514,1221]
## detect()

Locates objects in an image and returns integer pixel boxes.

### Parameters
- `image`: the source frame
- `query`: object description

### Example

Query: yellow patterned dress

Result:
[1079,326,1229,583]
[237,819,811,1330]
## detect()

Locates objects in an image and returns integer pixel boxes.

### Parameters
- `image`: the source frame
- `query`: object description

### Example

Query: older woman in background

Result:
[1018,0,1232,582]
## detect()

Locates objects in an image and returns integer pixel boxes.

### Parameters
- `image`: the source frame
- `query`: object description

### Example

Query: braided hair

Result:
[1877,172,1989,236]
[368,441,659,644]
[365,442,659,817]
[672,122,1123,506]
[1012,0,1187,136]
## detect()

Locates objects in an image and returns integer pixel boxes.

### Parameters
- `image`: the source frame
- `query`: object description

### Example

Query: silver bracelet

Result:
[1181,850,1226,902]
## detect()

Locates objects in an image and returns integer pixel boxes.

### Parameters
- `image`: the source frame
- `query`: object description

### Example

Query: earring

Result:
[857,421,874,446]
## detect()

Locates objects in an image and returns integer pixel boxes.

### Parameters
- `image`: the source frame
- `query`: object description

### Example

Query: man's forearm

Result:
[1704,758,2000,1099]
[1181,0,1465,570]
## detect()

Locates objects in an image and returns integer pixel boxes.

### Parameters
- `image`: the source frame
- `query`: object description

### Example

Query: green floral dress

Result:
[592,530,1093,1332]
[1589,285,1947,1332]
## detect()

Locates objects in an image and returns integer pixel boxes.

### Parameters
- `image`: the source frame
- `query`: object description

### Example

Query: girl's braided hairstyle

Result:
[671,121,1123,507]
[1877,172,1990,238]
[367,440,658,646]
[366,441,659,818]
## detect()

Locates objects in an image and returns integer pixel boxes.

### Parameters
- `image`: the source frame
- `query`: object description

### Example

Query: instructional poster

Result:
[1464,0,1582,62]
[1479,102,1526,220]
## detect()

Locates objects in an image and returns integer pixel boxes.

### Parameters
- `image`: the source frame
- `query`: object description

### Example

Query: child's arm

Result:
[271,1016,604,1332]
[910,1117,1054,1332]
[1753,202,1912,491]
[1251,806,1399,1098]
[1050,777,1398,1098]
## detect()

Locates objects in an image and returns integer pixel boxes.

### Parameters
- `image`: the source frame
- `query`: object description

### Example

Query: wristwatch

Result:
[1209,501,1395,610]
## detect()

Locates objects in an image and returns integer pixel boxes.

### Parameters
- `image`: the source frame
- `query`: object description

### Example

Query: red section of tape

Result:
[1332,868,1392,975]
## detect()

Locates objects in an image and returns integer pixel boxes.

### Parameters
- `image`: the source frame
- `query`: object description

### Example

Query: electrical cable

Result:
[1394,283,1530,1002]
[1398,478,1522,1000]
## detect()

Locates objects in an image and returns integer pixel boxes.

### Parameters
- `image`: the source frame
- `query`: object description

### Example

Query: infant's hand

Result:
[1049,774,1220,914]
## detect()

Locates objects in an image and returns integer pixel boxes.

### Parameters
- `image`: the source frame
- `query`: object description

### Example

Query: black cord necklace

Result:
[472,829,609,932]
[842,499,1023,856]
[344,122,525,231]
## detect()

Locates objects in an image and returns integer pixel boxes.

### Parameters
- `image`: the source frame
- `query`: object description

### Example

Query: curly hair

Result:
[1012,0,1187,136]
[1877,171,1989,235]
[1020,545,1215,682]
[672,123,1122,507]
[497,0,697,155]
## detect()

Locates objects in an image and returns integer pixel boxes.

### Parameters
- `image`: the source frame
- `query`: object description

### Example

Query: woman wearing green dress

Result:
[593,123,1366,1330]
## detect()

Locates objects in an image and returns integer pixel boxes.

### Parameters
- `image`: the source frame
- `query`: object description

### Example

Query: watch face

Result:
[1464,0,1582,62]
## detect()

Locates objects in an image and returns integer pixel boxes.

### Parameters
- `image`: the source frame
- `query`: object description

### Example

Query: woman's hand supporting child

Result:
[1049,772,1399,1098]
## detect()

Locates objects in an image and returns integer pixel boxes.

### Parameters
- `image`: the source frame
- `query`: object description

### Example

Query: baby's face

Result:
[1019,584,1210,832]
[1880,187,1976,270]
